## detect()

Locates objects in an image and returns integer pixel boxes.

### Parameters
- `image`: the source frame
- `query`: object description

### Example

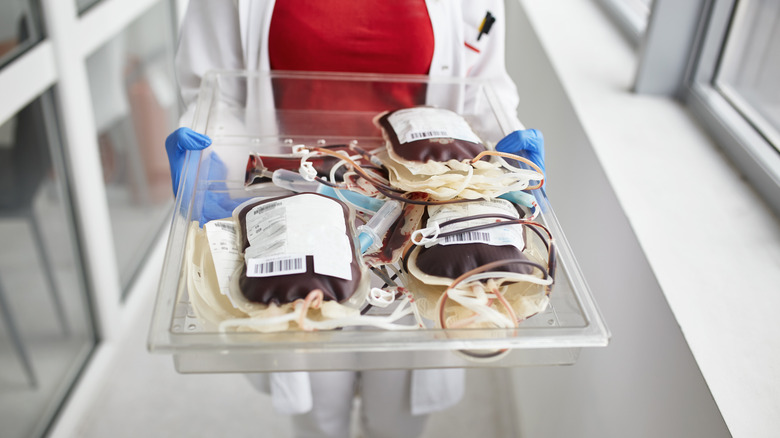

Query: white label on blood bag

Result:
[245,200,286,254]
[442,231,493,245]
[246,254,306,277]
[427,199,524,251]
[387,107,482,145]
[204,220,242,299]
[243,194,353,281]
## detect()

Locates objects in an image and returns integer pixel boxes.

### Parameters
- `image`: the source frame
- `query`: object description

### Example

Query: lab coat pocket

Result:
[463,22,489,74]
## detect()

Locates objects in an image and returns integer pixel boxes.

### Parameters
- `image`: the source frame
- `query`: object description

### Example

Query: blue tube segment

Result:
[499,190,536,208]
[316,185,385,212]
[358,232,374,254]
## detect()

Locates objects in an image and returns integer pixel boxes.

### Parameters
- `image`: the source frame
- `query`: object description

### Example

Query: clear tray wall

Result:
[149,71,609,373]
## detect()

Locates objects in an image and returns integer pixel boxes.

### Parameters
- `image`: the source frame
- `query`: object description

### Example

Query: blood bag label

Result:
[246,254,307,277]
[245,201,286,249]
[243,194,353,280]
[427,199,524,251]
[387,107,482,145]
[442,231,492,245]
[204,220,242,301]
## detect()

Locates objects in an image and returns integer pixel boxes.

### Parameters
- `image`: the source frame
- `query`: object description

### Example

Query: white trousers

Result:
[291,370,429,438]
[247,367,464,416]
[247,366,463,437]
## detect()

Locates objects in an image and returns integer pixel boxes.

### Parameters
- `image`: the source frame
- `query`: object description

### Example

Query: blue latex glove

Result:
[198,153,249,226]
[496,128,546,176]
[165,127,212,195]
[165,128,247,226]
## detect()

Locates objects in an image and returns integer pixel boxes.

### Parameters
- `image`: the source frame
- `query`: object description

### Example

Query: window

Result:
[0,90,96,438]
[0,0,183,435]
[84,0,179,294]
[714,0,780,151]
[596,0,654,45]
[622,0,780,215]
[685,0,780,215]
[0,0,44,69]
[76,0,102,15]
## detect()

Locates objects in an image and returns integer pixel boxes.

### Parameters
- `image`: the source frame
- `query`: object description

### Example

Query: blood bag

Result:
[374,107,543,200]
[185,193,371,332]
[230,193,368,308]
[375,106,486,176]
[405,199,553,327]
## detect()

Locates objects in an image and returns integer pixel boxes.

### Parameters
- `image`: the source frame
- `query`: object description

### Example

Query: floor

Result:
[0,178,171,438]
[71,275,519,438]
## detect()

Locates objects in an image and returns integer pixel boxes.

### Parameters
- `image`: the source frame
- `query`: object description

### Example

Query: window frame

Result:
[683,0,780,216]
[622,0,780,216]
[595,0,653,46]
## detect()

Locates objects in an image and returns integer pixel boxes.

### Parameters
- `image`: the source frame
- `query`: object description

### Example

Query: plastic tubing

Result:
[444,287,515,329]
[499,190,539,213]
[324,157,385,214]
[313,147,400,193]
[435,258,553,331]
[462,271,553,287]
[357,200,403,254]
[272,167,384,213]
[399,287,426,328]
[436,164,474,201]
[272,169,321,192]
[219,296,422,332]
[470,150,545,190]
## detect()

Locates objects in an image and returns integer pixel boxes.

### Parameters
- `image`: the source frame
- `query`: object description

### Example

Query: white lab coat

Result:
[175,0,519,416]
[176,0,519,121]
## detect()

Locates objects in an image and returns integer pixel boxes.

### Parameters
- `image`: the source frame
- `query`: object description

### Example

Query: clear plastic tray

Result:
[148,71,609,372]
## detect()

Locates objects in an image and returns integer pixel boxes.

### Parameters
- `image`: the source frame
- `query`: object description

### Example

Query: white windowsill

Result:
[521,1,780,437]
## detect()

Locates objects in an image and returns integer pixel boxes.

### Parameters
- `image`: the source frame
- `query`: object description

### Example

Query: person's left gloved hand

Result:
[496,128,545,176]
[165,127,212,195]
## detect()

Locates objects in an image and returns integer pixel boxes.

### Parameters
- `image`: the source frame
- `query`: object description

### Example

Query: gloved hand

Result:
[496,128,545,176]
[165,127,212,195]
[165,128,247,226]
[198,153,249,226]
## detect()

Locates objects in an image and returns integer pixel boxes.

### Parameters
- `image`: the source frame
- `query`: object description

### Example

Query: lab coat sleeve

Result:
[175,0,245,112]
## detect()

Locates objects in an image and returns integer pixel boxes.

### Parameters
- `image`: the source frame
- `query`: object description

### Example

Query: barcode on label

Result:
[250,201,280,216]
[212,222,235,232]
[442,231,491,244]
[409,130,449,140]
[246,256,306,277]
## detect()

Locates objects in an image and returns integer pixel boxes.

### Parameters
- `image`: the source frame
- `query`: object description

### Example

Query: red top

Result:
[268,0,435,123]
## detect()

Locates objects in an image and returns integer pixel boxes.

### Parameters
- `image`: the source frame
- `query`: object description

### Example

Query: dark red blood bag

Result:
[234,193,363,305]
[375,106,486,165]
